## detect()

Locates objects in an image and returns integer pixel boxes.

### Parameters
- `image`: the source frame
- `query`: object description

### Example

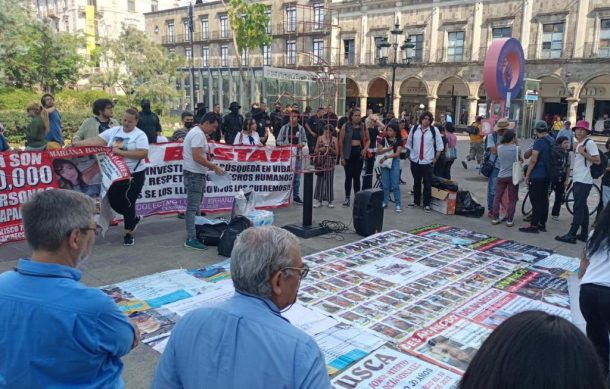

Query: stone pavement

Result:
[0,134,589,388]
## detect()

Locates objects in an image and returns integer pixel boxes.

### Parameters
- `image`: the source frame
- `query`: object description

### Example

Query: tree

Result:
[225,0,272,77]
[91,27,181,113]
[0,0,84,92]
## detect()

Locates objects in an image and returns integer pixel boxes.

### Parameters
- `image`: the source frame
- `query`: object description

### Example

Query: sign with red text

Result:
[136,143,295,215]
[0,147,129,244]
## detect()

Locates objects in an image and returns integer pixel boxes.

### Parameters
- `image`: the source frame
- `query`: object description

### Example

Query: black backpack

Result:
[217,216,252,257]
[584,139,607,179]
[196,222,228,246]
[550,145,568,180]
[542,137,560,180]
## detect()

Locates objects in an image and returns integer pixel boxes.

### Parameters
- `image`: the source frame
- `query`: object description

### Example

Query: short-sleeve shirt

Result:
[0,259,134,388]
[497,144,518,178]
[99,126,149,173]
[183,126,210,174]
[573,138,600,184]
[530,135,555,179]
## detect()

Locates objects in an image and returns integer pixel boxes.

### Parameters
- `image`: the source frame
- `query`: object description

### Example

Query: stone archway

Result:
[399,77,430,123]
[436,76,470,124]
[367,77,389,113]
[578,73,610,126]
[346,78,360,110]
[537,75,568,123]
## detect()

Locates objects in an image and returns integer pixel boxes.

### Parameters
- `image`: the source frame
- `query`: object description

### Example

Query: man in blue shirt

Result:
[153,226,331,389]
[0,189,137,388]
[41,93,64,149]
[520,120,554,233]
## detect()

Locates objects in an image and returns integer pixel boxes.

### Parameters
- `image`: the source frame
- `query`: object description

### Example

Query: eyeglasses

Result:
[81,225,102,235]
[281,263,310,280]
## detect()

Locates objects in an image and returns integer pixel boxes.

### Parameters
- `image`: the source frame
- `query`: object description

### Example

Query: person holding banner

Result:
[73,99,120,142]
[24,103,49,151]
[73,108,149,246]
[183,113,225,250]
[234,118,263,146]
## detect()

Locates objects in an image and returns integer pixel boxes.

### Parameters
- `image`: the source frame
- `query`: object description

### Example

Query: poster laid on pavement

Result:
[454,288,571,328]
[410,224,492,247]
[0,147,130,244]
[331,346,460,389]
[530,254,580,278]
[400,314,492,374]
[494,268,570,309]
[136,143,295,216]
[476,239,553,263]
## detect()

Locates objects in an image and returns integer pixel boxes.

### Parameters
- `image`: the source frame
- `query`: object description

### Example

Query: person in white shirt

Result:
[406,111,444,212]
[182,113,225,250]
[234,118,262,146]
[73,108,149,246]
[578,203,610,378]
[556,120,600,244]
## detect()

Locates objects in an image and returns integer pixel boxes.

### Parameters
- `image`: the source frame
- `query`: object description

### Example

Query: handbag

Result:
[374,138,393,169]
[480,154,495,178]
[512,146,523,185]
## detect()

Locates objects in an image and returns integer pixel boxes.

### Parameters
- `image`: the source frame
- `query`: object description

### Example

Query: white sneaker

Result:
[327,202,334,208]
[395,206,402,213]
[313,201,322,208]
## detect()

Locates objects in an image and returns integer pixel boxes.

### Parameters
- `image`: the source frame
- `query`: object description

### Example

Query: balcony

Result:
[528,43,574,60]
[274,21,331,36]
[436,48,471,64]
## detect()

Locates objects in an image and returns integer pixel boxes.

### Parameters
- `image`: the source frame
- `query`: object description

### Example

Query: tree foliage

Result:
[227,0,272,55]
[91,27,181,113]
[0,0,83,92]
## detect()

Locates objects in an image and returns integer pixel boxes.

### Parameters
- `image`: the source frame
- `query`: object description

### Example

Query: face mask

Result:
[185,122,194,129]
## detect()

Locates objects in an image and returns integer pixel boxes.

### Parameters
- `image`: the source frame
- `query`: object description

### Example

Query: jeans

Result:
[107,170,145,231]
[343,146,363,199]
[492,177,518,220]
[603,185,610,209]
[184,170,206,241]
[486,167,500,212]
[410,162,433,206]
[293,157,302,199]
[580,283,610,375]
[362,155,375,190]
[381,158,401,207]
[569,182,592,236]
[551,179,567,217]
[529,178,550,228]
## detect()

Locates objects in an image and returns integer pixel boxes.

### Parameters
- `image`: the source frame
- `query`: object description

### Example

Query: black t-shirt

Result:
[96,118,112,134]
[603,151,610,187]
[307,116,325,137]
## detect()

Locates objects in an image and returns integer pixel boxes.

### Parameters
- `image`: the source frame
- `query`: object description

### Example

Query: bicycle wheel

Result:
[521,191,532,216]
[565,184,601,216]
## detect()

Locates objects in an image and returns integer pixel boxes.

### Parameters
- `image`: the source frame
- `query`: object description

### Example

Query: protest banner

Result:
[400,314,491,374]
[136,143,295,215]
[331,346,460,389]
[0,147,129,244]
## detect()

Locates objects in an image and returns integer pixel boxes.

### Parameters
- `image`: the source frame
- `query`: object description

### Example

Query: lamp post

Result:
[377,20,414,114]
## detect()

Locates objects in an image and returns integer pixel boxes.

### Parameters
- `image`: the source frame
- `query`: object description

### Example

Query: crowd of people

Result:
[1,189,610,388]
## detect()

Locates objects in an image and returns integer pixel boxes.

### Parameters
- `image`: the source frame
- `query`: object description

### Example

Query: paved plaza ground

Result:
[0,134,592,388]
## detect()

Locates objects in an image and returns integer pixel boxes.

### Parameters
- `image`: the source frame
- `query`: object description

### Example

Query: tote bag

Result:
[512,146,523,185]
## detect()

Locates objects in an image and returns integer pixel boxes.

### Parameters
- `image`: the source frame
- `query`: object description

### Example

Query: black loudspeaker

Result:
[353,189,384,237]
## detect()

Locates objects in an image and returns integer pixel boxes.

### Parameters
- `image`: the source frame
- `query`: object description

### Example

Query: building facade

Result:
[144,0,346,112]
[331,0,610,128]
[32,0,179,41]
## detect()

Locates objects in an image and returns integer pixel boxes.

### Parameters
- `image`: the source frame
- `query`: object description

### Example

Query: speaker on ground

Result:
[353,189,384,237]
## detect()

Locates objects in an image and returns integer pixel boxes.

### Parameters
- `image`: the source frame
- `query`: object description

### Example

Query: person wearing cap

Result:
[462,116,485,170]
[519,120,554,233]
[484,118,514,218]
[137,99,162,144]
[221,102,244,145]
[556,120,601,243]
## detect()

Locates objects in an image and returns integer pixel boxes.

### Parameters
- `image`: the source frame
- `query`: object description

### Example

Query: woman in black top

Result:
[338,108,370,207]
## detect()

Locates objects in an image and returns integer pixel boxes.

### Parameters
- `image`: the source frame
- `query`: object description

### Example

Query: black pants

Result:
[551,179,566,217]
[344,146,363,198]
[569,182,592,236]
[107,170,145,231]
[580,283,610,375]
[433,155,446,177]
[362,155,375,190]
[529,178,550,228]
[443,158,455,180]
[410,162,433,206]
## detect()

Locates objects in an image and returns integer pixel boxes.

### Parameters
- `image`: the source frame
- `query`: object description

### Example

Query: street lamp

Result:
[377,20,414,113]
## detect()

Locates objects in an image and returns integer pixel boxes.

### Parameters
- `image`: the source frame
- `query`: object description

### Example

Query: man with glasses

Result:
[0,189,138,387]
[153,226,330,389]
[73,99,120,142]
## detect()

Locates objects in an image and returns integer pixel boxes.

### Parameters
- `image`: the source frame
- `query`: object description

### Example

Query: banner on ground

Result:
[0,147,129,244]
[137,143,295,216]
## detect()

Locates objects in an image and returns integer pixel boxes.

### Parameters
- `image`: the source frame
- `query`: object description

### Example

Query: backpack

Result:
[542,137,560,180]
[409,125,438,155]
[550,145,568,180]
[196,221,228,246]
[217,216,252,257]
[480,133,498,178]
[584,139,607,179]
